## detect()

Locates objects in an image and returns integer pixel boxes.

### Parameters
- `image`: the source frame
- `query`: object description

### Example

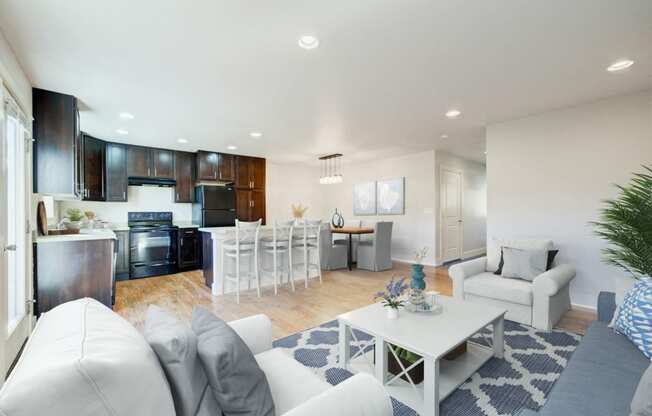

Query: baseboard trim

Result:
[571,302,597,312]
[392,258,440,268]
[462,248,486,259]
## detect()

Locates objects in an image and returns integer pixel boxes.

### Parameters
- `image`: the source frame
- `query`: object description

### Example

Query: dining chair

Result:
[333,219,361,261]
[319,227,348,270]
[260,220,295,294]
[356,221,393,271]
[290,219,323,288]
[221,219,262,303]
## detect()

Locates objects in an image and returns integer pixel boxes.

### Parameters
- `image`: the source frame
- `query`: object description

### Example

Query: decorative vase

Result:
[331,208,344,228]
[411,264,426,290]
[386,307,399,320]
[65,220,82,230]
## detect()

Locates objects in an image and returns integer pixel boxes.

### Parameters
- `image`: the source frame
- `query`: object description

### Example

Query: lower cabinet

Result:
[114,230,130,280]
[178,228,200,270]
[236,189,266,223]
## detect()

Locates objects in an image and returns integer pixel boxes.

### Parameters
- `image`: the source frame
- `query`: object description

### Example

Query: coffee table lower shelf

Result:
[348,342,493,415]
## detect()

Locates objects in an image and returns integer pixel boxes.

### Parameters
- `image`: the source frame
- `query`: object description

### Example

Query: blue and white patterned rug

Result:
[272,319,581,416]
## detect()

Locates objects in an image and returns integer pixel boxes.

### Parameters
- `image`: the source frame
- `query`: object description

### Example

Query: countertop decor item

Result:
[37,201,48,236]
[331,208,344,228]
[592,165,652,279]
[291,204,308,219]
[64,208,84,230]
[374,276,408,319]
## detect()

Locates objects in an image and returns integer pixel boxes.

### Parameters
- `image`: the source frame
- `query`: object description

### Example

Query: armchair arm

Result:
[597,291,616,323]
[283,373,392,416]
[228,314,273,355]
[449,256,487,299]
[532,264,576,296]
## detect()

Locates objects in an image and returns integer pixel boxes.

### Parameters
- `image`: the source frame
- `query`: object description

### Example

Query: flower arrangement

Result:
[374,276,409,310]
[414,247,428,264]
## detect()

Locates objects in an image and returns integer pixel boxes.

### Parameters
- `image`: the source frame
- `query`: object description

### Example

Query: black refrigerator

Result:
[192,185,237,227]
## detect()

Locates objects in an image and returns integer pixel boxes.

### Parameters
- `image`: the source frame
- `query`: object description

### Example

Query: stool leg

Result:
[289,246,295,292]
[220,247,226,296]
[236,255,241,304]
[304,245,309,289]
[255,246,261,299]
[273,247,278,296]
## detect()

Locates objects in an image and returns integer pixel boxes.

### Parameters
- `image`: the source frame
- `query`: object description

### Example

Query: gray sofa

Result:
[519,291,649,416]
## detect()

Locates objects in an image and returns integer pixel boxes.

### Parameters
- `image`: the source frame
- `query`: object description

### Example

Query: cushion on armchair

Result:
[500,247,547,281]
[487,239,553,272]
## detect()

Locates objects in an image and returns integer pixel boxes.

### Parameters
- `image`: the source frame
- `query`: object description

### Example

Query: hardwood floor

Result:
[114,262,595,339]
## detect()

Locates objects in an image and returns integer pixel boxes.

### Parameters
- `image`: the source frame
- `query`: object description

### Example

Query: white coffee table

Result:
[337,296,506,416]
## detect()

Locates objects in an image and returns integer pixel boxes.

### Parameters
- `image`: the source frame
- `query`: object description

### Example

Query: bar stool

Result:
[221,219,261,304]
[290,219,323,288]
[259,220,294,294]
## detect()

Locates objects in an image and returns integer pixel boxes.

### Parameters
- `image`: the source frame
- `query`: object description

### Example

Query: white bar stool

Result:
[260,220,294,294]
[290,219,323,288]
[221,219,261,304]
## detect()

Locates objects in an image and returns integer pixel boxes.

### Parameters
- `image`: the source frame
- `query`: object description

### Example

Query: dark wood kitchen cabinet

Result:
[152,148,174,179]
[178,228,200,270]
[218,153,235,182]
[32,88,83,197]
[196,150,218,180]
[114,230,130,280]
[82,134,106,201]
[235,156,265,190]
[126,145,151,177]
[106,142,128,202]
[236,189,266,223]
[174,151,195,203]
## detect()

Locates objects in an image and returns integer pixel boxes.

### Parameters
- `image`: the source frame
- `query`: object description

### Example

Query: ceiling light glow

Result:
[119,112,134,120]
[227,145,238,151]
[177,138,188,144]
[445,109,461,119]
[440,134,448,139]
[249,131,263,138]
[607,59,634,72]
[116,129,129,135]
[298,35,319,50]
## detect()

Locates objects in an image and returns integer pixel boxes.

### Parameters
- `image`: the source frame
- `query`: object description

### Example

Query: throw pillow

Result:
[494,248,558,275]
[610,275,637,328]
[630,362,652,416]
[615,278,652,359]
[500,247,547,281]
[144,305,221,416]
[192,307,275,416]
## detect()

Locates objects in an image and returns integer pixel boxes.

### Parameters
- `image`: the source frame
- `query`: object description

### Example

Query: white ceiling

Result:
[1,1,650,165]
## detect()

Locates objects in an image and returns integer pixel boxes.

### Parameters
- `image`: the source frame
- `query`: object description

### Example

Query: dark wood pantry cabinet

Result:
[236,189,266,223]
[235,156,265,190]
[82,134,106,201]
[174,151,195,203]
[106,142,128,202]
[32,88,83,197]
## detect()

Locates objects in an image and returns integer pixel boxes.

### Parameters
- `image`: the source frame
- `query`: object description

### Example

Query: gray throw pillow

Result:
[192,307,275,416]
[631,362,652,416]
[144,305,221,416]
[501,247,547,281]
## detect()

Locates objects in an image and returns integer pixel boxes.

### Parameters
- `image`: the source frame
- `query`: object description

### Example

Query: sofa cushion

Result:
[192,307,275,416]
[487,238,553,272]
[0,298,175,416]
[144,305,221,416]
[630,362,652,416]
[537,321,649,416]
[255,349,330,414]
[614,278,652,359]
[464,272,533,305]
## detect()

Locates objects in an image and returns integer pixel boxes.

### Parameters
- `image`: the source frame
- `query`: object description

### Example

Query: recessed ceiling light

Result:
[249,131,263,138]
[119,112,134,120]
[298,35,319,50]
[116,129,129,135]
[607,59,634,72]
[227,145,238,151]
[177,138,188,144]
[445,109,461,119]
[440,134,448,139]
[484,151,487,155]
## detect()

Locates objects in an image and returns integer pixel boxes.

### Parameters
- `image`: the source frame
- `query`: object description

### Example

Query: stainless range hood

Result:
[128,177,176,187]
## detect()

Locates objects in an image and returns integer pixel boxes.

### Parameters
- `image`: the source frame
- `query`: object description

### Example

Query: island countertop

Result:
[35,229,117,244]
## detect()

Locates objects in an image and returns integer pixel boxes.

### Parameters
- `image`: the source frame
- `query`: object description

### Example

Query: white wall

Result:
[322,150,438,265]
[0,30,31,116]
[58,186,192,224]
[266,163,328,223]
[486,90,652,308]
[435,152,487,262]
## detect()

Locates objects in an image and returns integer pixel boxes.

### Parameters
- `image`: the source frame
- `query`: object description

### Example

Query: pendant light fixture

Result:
[319,153,343,184]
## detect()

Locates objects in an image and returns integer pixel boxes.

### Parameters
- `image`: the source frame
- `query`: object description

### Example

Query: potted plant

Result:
[592,165,652,279]
[374,276,408,319]
[64,208,85,230]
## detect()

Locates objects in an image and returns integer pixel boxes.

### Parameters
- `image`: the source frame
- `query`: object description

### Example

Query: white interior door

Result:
[1,88,32,378]
[441,167,463,263]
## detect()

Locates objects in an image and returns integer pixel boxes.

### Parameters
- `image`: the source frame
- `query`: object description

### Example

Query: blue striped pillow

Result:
[615,277,652,359]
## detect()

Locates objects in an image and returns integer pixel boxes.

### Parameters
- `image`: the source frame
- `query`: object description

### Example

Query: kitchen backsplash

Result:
[57,186,193,224]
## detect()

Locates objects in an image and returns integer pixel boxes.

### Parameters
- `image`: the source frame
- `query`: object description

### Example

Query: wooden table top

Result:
[331,226,374,234]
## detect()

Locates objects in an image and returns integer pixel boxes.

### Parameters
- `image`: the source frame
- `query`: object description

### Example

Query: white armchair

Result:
[449,239,576,330]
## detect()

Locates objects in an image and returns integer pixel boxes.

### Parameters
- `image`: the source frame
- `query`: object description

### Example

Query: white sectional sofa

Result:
[449,239,576,330]
[0,298,392,416]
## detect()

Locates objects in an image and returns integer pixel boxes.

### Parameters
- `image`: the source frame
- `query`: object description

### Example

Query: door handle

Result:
[4,244,16,252]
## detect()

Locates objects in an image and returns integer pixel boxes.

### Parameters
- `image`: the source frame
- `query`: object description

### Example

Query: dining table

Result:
[331,226,375,270]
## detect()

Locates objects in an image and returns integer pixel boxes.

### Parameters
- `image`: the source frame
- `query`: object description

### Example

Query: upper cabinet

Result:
[174,151,195,203]
[196,150,218,181]
[126,145,174,179]
[32,88,82,197]
[235,156,265,190]
[82,134,105,201]
[218,153,235,182]
[106,142,128,202]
